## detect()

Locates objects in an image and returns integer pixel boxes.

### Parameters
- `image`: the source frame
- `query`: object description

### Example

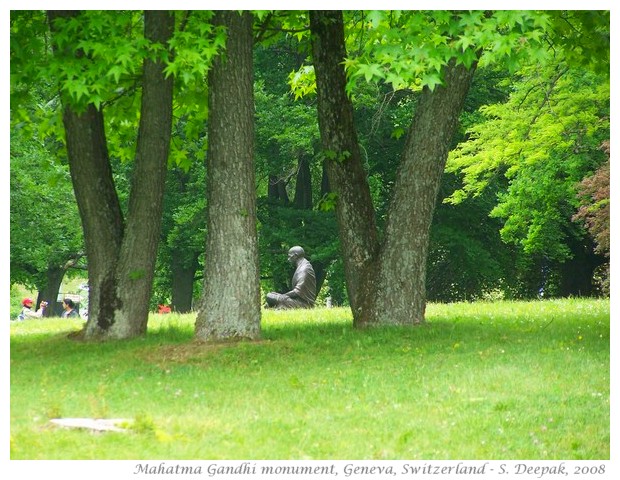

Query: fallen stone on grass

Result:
[50,418,131,432]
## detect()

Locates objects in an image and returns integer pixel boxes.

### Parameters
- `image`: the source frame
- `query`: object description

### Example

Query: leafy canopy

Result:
[446,63,609,261]
[11,11,228,171]
[285,10,552,99]
[344,10,550,92]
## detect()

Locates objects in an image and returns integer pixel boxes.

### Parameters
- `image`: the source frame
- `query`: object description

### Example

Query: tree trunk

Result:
[320,162,330,197]
[268,174,290,204]
[49,10,174,339]
[310,11,380,312]
[38,266,66,316]
[60,103,124,336]
[293,154,313,209]
[370,61,476,326]
[171,250,199,312]
[109,10,175,339]
[310,10,476,327]
[558,237,603,297]
[195,11,261,341]
[48,10,124,335]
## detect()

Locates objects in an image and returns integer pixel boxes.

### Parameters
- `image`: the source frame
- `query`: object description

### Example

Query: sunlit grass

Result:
[10,298,609,459]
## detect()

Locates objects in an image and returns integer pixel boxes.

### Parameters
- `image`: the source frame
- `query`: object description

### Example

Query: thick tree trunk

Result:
[320,162,330,197]
[310,11,380,312]
[311,10,476,327]
[110,11,175,339]
[558,237,602,297]
[370,61,476,326]
[49,10,174,339]
[61,103,124,336]
[48,10,124,336]
[171,250,199,313]
[195,11,261,341]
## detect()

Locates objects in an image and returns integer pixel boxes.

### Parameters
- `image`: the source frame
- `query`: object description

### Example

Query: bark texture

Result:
[310,11,380,313]
[38,266,66,317]
[310,10,476,327]
[293,155,313,209]
[49,10,174,339]
[171,250,199,313]
[370,61,476,326]
[195,11,261,341]
[110,10,175,338]
[61,102,124,335]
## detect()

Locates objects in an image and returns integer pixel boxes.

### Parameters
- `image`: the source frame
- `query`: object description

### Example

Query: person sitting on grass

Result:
[61,298,79,319]
[15,298,47,321]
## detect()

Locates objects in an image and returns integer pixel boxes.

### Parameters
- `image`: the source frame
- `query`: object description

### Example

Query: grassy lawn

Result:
[9,298,609,460]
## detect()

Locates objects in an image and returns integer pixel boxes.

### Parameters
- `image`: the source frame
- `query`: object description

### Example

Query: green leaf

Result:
[421,72,443,91]
[356,63,384,83]
[65,80,90,102]
[391,127,406,139]
[317,192,338,212]
[457,34,474,51]
[106,65,125,83]
[366,11,385,29]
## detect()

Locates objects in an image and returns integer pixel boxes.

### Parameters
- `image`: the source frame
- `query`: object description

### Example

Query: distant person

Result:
[265,246,316,309]
[61,298,79,319]
[15,298,47,321]
[158,304,172,314]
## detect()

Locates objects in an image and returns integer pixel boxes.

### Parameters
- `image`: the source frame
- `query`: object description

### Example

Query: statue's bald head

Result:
[287,246,305,264]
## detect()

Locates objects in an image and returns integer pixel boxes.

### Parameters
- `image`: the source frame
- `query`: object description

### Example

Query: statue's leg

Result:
[265,292,280,308]
[278,296,309,309]
[265,293,311,309]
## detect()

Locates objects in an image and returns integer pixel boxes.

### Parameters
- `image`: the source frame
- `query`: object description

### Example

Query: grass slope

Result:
[9,299,609,460]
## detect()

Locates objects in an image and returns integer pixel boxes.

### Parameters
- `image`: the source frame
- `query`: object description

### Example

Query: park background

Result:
[8,6,612,467]
[10,10,610,320]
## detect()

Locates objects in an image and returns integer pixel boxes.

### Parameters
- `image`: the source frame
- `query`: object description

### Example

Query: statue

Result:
[265,246,316,309]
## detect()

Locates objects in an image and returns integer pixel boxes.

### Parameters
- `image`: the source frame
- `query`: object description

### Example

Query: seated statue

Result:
[265,246,316,309]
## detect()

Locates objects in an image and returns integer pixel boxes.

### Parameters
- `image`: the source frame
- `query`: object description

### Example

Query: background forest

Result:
[10,10,610,321]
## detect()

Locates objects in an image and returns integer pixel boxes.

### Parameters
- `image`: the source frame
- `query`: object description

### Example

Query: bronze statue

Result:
[266,246,316,309]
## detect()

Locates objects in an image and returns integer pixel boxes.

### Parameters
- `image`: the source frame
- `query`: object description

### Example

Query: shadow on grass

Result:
[11,301,609,369]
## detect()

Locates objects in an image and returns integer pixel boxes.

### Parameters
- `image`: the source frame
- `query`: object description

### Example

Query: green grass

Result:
[10,298,609,460]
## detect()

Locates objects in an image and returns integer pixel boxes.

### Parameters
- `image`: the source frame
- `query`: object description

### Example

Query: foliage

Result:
[10,10,610,313]
[10,299,609,459]
[548,11,610,76]
[572,141,610,296]
[152,163,207,308]
[11,11,225,169]
[340,10,608,94]
[339,11,550,93]
[446,63,609,263]
[9,132,84,290]
[10,10,226,322]
[427,175,514,302]
[254,37,343,301]
[254,79,320,192]
[573,141,610,257]
[285,11,555,100]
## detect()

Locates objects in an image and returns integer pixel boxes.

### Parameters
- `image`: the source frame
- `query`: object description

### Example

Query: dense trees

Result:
[10,10,609,339]
[447,62,610,297]
[154,164,206,312]
[573,141,610,295]
[10,133,84,315]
